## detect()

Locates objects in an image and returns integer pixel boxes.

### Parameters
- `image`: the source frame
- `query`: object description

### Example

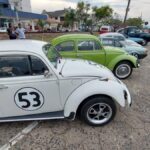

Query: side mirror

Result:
[44,70,52,78]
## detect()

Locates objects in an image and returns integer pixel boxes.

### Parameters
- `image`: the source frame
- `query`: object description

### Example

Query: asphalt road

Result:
[0,44,150,150]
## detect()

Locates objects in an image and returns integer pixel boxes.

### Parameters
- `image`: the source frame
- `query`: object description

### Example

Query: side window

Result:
[115,36,125,41]
[114,41,122,47]
[78,40,94,51]
[102,39,113,46]
[30,56,48,75]
[55,41,74,52]
[0,56,30,78]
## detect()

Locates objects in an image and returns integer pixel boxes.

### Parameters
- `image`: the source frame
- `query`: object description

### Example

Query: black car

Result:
[117,26,150,46]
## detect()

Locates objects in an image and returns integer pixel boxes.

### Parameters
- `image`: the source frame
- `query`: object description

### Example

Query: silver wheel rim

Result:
[87,103,112,125]
[115,64,131,78]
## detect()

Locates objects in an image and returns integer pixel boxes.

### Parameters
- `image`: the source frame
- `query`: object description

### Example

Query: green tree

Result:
[76,1,90,30]
[126,17,143,28]
[102,18,122,26]
[64,8,76,30]
[37,19,45,30]
[93,6,113,22]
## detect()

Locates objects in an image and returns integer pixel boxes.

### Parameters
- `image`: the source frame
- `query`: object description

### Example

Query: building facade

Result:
[0,0,47,30]
[45,10,78,32]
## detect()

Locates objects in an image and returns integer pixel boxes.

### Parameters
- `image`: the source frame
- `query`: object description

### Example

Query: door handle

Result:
[0,85,8,90]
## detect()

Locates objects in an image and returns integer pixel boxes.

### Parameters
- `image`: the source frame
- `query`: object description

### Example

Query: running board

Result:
[0,111,64,122]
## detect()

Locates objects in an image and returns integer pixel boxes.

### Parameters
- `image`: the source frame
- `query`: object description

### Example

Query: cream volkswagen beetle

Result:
[0,40,132,126]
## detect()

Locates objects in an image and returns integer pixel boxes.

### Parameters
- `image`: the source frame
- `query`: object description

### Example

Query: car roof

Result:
[52,34,99,44]
[0,40,48,53]
[100,32,123,37]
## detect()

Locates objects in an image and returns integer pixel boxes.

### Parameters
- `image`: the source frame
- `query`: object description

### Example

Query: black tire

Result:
[113,61,133,79]
[80,96,116,126]
[142,39,148,46]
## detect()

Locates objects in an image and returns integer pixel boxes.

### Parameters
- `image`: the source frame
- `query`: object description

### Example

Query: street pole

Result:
[124,0,131,24]
[14,1,20,25]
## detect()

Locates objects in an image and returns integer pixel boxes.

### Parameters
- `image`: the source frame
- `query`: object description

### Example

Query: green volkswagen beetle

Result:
[50,34,139,79]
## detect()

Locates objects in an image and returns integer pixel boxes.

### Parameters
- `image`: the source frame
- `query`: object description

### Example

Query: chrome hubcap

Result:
[87,103,112,124]
[116,64,131,78]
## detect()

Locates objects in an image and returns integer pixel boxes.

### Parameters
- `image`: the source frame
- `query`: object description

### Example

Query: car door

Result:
[54,41,77,59]
[77,39,106,65]
[0,53,62,118]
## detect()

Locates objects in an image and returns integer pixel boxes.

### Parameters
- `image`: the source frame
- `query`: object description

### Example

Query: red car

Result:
[99,26,114,34]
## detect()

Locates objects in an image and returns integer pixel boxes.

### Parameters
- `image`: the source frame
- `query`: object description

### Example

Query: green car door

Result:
[76,39,106,65]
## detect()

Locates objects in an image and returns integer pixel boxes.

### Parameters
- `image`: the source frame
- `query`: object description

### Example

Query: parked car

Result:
[117,26,150,46]
[100,32,145,46]
[99,26,114,34]
[51,34,139,79]
[100,37,148,59]
[0,40,132,126]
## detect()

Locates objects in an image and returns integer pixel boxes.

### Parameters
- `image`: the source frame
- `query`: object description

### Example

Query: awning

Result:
[0,8,48,20]
[0,0,9,4]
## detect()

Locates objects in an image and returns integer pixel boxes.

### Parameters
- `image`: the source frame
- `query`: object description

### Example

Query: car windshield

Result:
[42,44,61,68]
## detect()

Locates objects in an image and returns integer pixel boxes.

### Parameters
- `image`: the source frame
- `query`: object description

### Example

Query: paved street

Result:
[0,44,149,150]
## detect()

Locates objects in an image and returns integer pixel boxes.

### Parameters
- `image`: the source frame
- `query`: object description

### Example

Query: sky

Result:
[31,0,150,22]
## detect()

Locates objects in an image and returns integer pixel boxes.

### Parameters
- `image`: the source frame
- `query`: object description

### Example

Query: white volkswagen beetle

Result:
[0,40,132,126]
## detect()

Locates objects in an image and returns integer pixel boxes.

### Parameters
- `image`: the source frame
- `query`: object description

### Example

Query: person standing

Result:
[15,23,26,39]
[7,23,17,40]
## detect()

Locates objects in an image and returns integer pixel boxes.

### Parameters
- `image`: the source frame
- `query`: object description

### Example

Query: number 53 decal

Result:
[15,88,44,111]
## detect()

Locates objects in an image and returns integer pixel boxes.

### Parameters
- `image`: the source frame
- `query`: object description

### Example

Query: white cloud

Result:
[31,0,76,13]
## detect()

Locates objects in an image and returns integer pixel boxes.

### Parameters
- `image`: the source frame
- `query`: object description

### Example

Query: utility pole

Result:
[14,0,20,24]
[124,0,131,24]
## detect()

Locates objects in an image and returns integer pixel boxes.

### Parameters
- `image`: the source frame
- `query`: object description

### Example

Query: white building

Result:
[9,0,32,12]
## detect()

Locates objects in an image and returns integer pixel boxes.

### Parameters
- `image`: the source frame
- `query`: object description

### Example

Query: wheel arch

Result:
[64,79,127,118]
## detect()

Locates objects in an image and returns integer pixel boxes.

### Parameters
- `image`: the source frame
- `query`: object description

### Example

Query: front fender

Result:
[107,54,137,70]
[64,79,131,117]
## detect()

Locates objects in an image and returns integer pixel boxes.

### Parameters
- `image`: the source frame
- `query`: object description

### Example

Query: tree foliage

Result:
[37,19,45,29]
[63,2,114,31]
[93,6,113,22]
[64,8,76,29]
[126,17,143,28]
[76,1,90,25]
